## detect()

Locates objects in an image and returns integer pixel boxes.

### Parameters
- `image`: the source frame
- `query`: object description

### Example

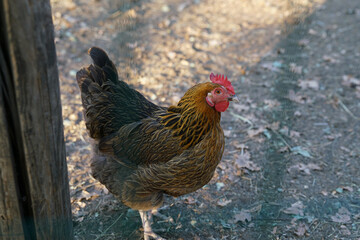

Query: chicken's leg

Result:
[139,210,166,240]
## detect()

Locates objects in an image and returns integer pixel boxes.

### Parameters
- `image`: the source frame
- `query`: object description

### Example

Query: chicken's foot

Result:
[150,209,174,223]
[139,210,166,240]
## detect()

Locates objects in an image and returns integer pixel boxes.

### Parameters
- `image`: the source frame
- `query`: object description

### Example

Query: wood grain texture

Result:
[0,80,25,240]
[0,0,73,239]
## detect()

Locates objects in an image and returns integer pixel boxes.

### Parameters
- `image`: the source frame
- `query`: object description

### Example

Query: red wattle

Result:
[215,101,229,112]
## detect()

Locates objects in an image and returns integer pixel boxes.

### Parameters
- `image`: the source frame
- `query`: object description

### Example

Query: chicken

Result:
[76,47,238,240]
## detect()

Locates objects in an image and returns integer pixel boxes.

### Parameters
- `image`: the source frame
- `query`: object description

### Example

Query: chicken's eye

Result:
[215,89,222,95]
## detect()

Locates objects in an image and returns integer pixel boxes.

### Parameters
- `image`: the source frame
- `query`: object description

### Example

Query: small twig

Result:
[230,112,254,129]
[335,94,360,120]
[310,222,321,233]
[95,213,124,240]
[108,10,122,19]
[94,197,104,212]
[270,129,292,149]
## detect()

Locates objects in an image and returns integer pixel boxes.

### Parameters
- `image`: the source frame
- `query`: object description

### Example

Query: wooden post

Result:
[0,0,73,239]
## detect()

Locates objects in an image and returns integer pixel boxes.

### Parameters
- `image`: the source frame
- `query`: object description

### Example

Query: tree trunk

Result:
[0,0,73,239]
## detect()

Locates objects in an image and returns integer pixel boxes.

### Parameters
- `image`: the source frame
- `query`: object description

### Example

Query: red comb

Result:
[209,73,235,95]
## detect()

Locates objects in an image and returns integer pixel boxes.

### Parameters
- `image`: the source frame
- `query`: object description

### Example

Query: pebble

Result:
[167,51,176,59]
[69,113,78,121]
[180,59,189,66]
[63,119,71,127]
[161,5,170,13]
[216,182,225,191]
[69,70,77,77]
[150,94,157,100]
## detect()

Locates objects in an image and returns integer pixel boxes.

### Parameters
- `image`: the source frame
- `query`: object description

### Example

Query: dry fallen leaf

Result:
[232,103,250,112]
[290,130,301,139]
[340,225,351,236]
[247,127,265,138]
[321,190,328,196]
[77,201,86,208]
[288,163,322,175]
[290,63,303,74]
[217,198,232,207]
[232,141,248,150]
[264,99,280,109]
[283,201,304,216]
[78,190,92,200]
[267,121,280,131]
[308,29,317,35]
[291,146,313,158]
[323,55,339,63]
[288,90,313,104]
[342,186,354,192]
[75,189,100,202]
[233,209,252,224]
[190,220,197,226]
[294,223,307,237]
[294,110,302,117]
[331,207,351,223]
[298,39,309,47]
[183,196,196,205]
[261,61,282,72]
[234,152,261,172]
[223,130,232,137]
[278,146,289,153]
[307,163,322,171]
[298,78,320,91]
[342,75,360,88]
[216,182,225,191]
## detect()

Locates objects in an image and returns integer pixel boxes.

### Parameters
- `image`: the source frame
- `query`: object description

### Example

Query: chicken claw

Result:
[139,210,166,240]
[150,209,174,223]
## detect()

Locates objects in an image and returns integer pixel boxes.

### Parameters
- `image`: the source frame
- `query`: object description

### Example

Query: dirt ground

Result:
[51,0,360,239]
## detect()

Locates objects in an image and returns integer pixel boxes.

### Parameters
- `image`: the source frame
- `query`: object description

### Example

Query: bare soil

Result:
[51,0,360,239]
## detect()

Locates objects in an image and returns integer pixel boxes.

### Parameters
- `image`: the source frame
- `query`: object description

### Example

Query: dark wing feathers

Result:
[99,117,184,165]
[76,47,162,139]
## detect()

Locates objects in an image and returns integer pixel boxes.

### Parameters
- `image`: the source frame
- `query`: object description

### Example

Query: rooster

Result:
[76,47,238,240]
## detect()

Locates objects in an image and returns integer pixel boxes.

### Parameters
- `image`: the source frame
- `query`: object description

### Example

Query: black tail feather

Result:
[88,47,118,84]
[88,47,110,68]
[76,46,162,139]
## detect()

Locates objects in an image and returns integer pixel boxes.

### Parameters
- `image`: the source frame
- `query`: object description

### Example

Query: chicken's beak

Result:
[228,94,240,103]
